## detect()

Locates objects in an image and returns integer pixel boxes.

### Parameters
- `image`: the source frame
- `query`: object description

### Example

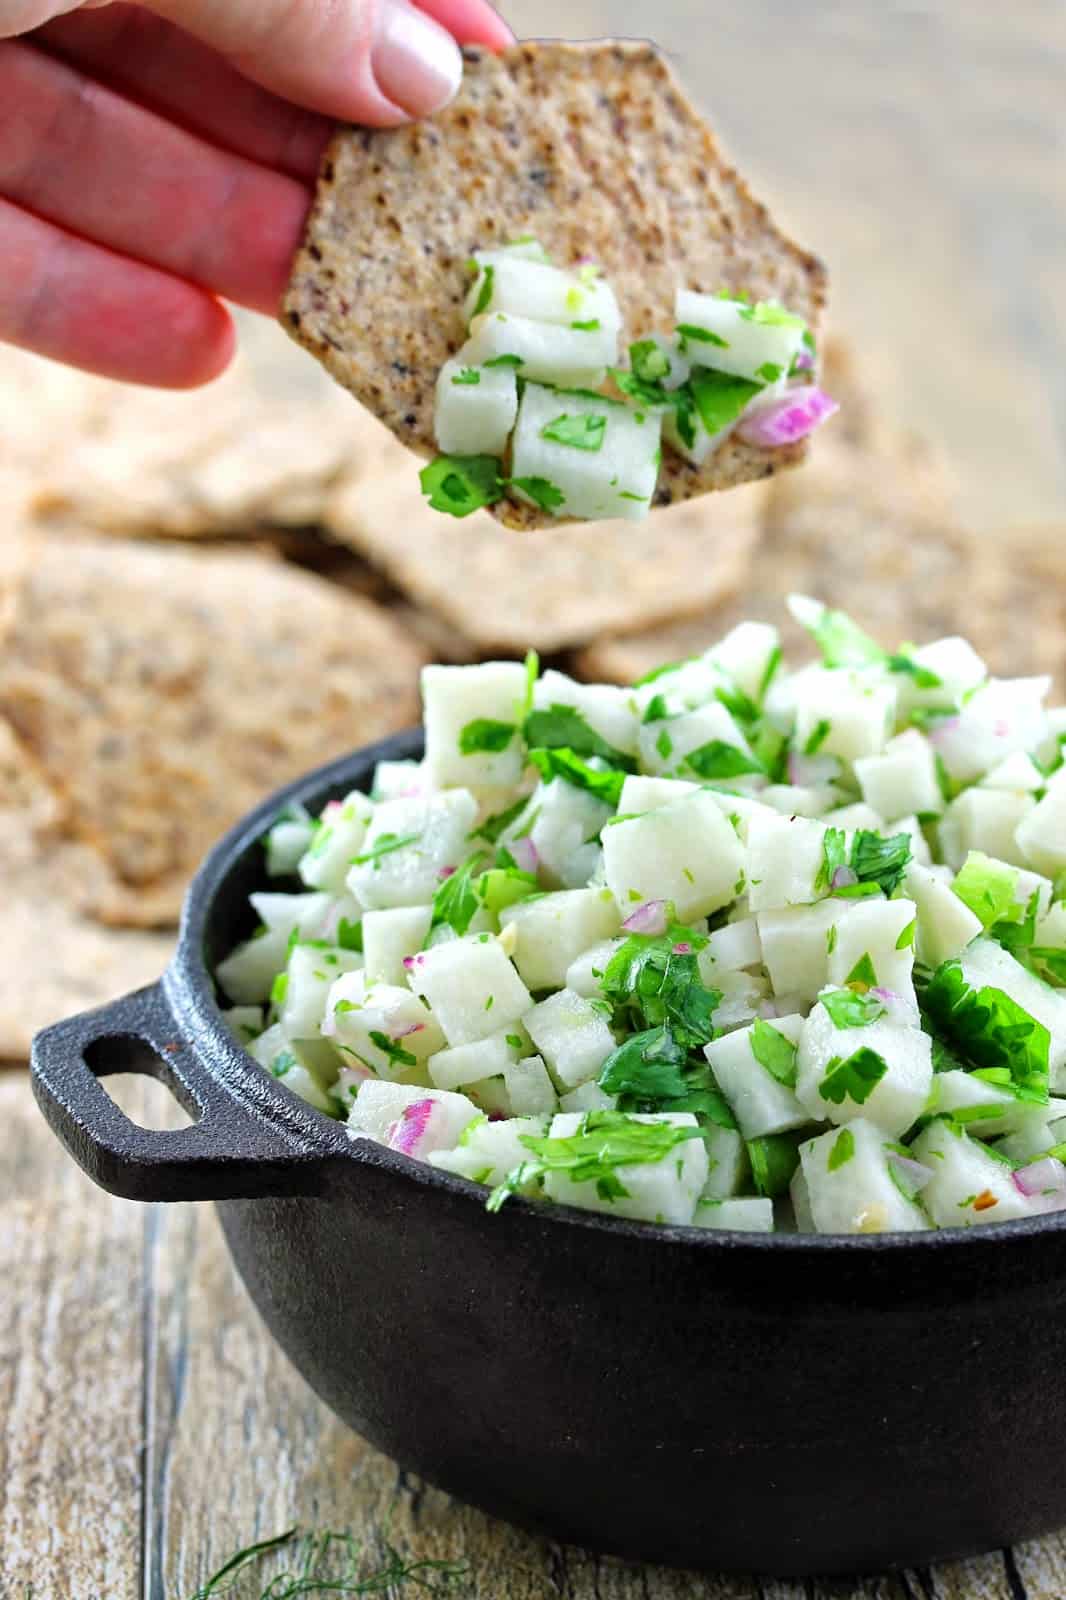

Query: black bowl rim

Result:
[167,728,1066,1256]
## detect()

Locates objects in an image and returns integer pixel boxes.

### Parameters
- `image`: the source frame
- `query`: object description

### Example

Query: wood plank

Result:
[0,1073,146,1600]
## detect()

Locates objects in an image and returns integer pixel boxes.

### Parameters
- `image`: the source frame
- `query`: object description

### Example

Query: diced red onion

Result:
[510,835,539,875]
[398,785,424,800]
[792,347,815,373]
[831,865,859,890]
[388,1098,436,1156]
[927,716,960,747]
[673,941,692,955]
[993,720,1010,740]
[1013,1158,1066,1199]
[392,1021,425,1039]
[402,953,426,973]
[737,386,838,449]
[622,899,669,936]
[322,800,342,820]
[438,865,456,880]
[887,1152,935,1192]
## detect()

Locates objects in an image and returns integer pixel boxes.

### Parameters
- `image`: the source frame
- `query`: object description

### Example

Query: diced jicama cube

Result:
[252,1029,337,1115]
[891,636,987,717]
[265,807,314,877]
[713,970,771,1031]
[903,862,982,968]
[371,759,425,803]
[324,973,445,1078]
[799,1119,930,1234]
[362,905,433,988]
[347,790,478,910]
[565,939,623,999]
[761,783,844,818]
[789,1165,816,1232]
[701,1125,750,1199]
[407,934,532,1046]
[954,938,1066,1084]
[910,1118,1033,1227]
[697,916,762,979]
[824,803,885,831]
[792,668,897,764]
[692,1197,774,1233]
[508,778,612,891]
[675,289,807,383]
[533,668,640,756]
[602,791,745,922]
[938,789,1034,871]
[278,944,363,1039]
[464,255,621,336]
[704,1015,809,1139]
[931,677,1050,784]
[462,313,614,388]
[637,699,756,781]
[216,891,333,1004]
[757,901,844,1007]
[222,1005,263,1046]
[429,1115,551,1187]
[927,1068,1043,1139]
[433,359,519,458]
[422,661,528,793]
[543,1112,708,1225]
[509,382,662,523]
[348,1081,480,1159]
[616,774,698,814]
[499,888,621,992]
[796,1004,932,1138]
[558,1081,617,1113]
[297,792,373,892]
[427,1028,521,1093]
[854,730,943,822]
[523,988,617,1089]
[980,752,1044,793]
[746,813,829,913]
[1016,781,1066,878]
[503,1055,559,1117]
[827,897,919,1004]
[708,622,782,703]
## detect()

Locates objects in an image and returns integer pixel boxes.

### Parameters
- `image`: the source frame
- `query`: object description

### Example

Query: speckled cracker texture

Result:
[0,535,425,926]
[283,40,827,528]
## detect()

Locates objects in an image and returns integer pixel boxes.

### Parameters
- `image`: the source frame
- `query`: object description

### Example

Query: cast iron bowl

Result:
[30,731,1066,1577]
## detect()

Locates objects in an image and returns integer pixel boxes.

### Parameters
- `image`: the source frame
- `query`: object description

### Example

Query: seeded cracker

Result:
[284,41,827,529]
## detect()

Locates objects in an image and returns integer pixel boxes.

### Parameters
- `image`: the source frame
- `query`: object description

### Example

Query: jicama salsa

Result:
[216,599,1066,1235]
[420,239,837,522]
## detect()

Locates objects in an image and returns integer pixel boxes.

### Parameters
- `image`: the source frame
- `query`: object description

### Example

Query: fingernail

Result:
[373,0,463,117]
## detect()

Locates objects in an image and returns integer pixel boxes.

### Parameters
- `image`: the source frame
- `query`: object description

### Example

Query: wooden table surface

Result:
[5,2,1066,1595]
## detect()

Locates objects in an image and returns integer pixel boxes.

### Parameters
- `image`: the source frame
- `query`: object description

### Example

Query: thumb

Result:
[138,0,467,124]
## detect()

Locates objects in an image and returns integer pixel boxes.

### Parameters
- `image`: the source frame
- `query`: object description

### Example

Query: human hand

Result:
[0,0,512,386]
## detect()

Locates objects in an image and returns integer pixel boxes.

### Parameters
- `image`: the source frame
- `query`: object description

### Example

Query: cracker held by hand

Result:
[283,41,828,530]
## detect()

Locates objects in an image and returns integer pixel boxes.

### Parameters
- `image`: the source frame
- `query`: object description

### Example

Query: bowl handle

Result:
[31,983,332,1203]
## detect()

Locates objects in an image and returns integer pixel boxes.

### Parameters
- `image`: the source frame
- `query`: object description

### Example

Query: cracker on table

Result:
[0,534,425,927]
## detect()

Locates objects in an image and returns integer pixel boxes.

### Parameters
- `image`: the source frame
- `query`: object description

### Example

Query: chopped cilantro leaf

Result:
[352,831,421,867]
[524,704,635,769]
[816,827,848,893]
[794,601,886,669]
[541,413,607,452]
[755,361,784,383]
[849,830,913,898]
[486,1110,702,1212]
[510,476,566,512]
[527,747,627,807]
[451,368,481,386]
[952,852,1020,930]
[690,369,762,435]
[431,852,486,936]
[630,339,671,383]
[571,319,602,331]
[887,651,942,689]
[682,740,763,781]
[656,728,673,762]
[676,323,729,349]
[821,987,886,1029]
[818,1047,888,1106]
[827,1127,855,1172]
[472,797,528,845]
[472,262,495,317]
[602,927,718,1049]
[747,1132,803,1198]
[896,919,918,951]
[738,301,806,330]
[458,718,516,756]
[921,959,1050,1096]
[368,1030,418,1069]
[750,1019,798,1087]
[484,353,525,368]
[420,454,502,517]
[804,718,832,756]
[337,917,364,953]
[845,953,879,992]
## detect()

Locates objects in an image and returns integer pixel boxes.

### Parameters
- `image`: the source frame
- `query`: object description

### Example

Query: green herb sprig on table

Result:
[181,1525,468,1599]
